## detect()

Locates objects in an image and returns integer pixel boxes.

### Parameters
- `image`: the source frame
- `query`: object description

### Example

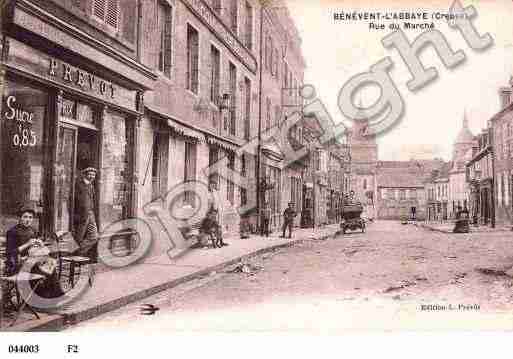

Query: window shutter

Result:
[93,0,106,20]
[106,0,119,28]
[163,7,173,76]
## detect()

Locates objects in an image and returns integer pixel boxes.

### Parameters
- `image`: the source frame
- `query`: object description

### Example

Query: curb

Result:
[16,228,341,332]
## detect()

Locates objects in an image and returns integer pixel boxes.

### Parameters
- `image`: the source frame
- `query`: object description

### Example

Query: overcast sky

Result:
[286,0,513,161]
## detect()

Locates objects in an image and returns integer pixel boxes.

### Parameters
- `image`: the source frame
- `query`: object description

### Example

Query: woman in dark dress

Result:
[5,208,38,276]
[5,207,64,299]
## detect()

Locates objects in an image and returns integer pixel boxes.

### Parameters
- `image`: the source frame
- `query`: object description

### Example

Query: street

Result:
[66,221,513,331]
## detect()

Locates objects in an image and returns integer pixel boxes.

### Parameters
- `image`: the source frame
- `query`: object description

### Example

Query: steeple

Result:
[454,109,474,145]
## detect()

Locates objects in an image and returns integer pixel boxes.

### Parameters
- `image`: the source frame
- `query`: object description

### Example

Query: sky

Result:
[286,0,513,161]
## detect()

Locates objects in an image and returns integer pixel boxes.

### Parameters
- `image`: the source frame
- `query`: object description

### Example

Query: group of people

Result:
[3,167,99,303]
[260,202,297,238]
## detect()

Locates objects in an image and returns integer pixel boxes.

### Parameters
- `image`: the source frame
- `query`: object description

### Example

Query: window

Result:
[228,62,237,135]
[269,38,274,75]
[283,62,289,89]
[92,0,119,29]
[212,0,221,13]
[230,0,238,34]
[363,178,367,190]
[244,77,251,140]
[158,2,173,77]
[184,141,197,204]
[1,81,48,234]
[240,153,247,205]
[210,45,220,105]
[208,146,219,188]
[502,173,506,207]
[186,24,199,94]
[273,47,279,79]
[244,2,253,50]
[274,105,281,127]
[399,189,406,200]
[152,132,169,200]
[410,189,417,199]
[264,34,269,70]
[227,151,235,205]
[266,97,271,130]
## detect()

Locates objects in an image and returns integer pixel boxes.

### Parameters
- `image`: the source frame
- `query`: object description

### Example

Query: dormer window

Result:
[92,0,119,30]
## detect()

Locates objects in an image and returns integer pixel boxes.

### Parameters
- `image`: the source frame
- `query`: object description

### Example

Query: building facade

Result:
[0,0,308,260]
[466,128,494,226]
[0,0,154,249]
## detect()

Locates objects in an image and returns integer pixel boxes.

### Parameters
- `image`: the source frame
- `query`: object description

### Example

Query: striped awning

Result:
[205,135,239,153]
[166,119,205,142]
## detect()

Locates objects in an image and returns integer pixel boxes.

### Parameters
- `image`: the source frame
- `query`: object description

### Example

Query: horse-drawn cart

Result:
[340,203,366,234]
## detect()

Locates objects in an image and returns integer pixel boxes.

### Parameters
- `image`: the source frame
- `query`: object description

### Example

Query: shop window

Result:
[158,2,173,77]
[100,110,133,229]
[1,81,47,234]
[227,151,235,205]
[186,24,199,94]
[92,0,119,30]
[152,132,169,201]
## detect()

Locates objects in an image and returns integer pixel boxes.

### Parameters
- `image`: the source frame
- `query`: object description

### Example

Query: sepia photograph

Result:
[1,0,513,355]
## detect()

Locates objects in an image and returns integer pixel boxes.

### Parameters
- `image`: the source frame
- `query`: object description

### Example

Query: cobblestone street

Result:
[66,221,513,331]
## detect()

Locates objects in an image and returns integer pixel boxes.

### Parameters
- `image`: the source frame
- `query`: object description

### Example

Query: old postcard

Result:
[0,0,513,354]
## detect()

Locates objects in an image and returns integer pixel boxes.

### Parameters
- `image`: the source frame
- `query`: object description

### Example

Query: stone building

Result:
[258,0,306,231]
[466,127,494,226]
[0,0,154,243]
[375,160,442,220]
[489,80,513,227]
[0,0,307,261]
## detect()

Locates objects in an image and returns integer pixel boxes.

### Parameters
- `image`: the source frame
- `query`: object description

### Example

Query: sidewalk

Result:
[3,224,341,332]
[417,221,512,234]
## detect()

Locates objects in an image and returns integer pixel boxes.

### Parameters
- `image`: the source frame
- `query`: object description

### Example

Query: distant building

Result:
[466,128,494,226]
[376,160,442,220]
[448,114,476,217]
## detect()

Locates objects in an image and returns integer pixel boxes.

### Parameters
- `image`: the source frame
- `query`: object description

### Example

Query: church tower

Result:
[452,110,475,171]
[347,105,378,204]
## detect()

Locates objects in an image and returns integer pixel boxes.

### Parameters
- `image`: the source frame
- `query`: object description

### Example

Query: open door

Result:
[54,124,77,233]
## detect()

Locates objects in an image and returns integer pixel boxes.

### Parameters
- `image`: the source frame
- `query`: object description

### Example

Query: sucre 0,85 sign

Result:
[4,95,37,147]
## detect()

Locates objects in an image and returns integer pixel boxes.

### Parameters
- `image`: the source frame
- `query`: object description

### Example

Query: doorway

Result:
[54,123,99,233]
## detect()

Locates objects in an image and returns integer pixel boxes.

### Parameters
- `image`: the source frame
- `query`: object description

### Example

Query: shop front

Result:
[1,37,144,247]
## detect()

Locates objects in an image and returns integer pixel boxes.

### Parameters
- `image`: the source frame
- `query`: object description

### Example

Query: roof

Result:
[376,168,425,188]
[376,159,448,188]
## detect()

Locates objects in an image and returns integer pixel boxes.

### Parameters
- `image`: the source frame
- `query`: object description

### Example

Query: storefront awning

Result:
[205,135,239,153]
[166,119,205,142]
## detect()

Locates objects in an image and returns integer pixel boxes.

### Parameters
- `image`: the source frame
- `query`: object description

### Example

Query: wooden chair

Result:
[51,231,92,289]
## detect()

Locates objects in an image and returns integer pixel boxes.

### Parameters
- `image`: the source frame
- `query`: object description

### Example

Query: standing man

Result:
[261,201,271,237]
[281,202,297,238]
[74,167,98,261]
[208,180,224,236]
